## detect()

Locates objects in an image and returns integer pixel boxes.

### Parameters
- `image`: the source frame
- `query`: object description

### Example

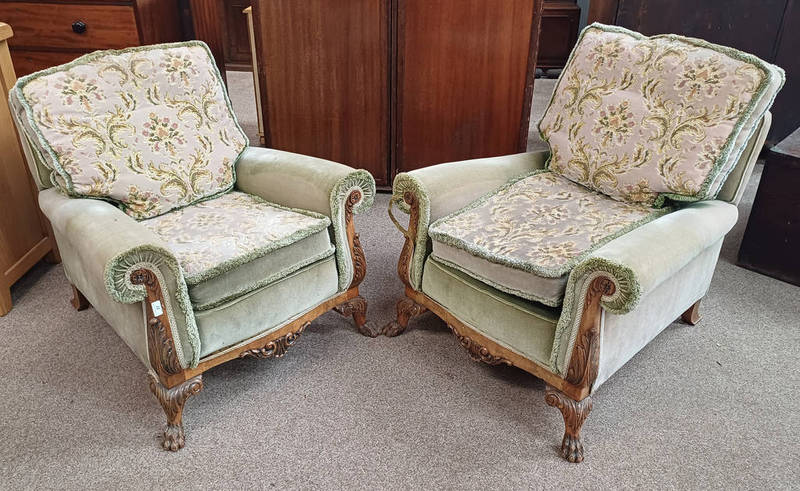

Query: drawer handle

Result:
[72,21,87,34]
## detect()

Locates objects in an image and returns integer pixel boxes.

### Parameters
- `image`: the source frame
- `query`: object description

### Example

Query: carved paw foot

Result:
[334,296,376,337]
[149,374,203,452]
[545,386,592,463]
[381,297,426,337]
[560,434,584,463]
[162,424,186,452]
[381,320,406,337]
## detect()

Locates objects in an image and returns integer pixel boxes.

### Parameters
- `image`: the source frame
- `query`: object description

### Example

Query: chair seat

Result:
[141,191,334,310]
[428,171,667,306]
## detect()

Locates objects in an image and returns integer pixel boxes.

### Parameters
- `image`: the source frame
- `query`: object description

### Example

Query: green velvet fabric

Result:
[235,146,376,291]
[391,150,550,290]
[38,189,196,368]
[552,200,739,374]
[195,256,339,357]
[421,257,560,369]
[594,239,723,390]
[187,229,334,311]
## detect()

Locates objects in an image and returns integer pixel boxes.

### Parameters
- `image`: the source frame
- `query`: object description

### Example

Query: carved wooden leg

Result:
[681,300,701,325]
[382,297,427,337]
[545,386,593,463]
[334,295,376,337]
[148,374,203,451]
[70,285,90,311]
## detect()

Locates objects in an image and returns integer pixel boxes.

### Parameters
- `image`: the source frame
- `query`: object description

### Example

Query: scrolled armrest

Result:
[235,146,376,290]
[551,200,739,374]
[235,146,375,217]
[39,190,200,367]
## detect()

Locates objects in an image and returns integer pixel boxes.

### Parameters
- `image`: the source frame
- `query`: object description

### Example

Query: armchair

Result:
[385,24,783,462]
[9,42,375,450]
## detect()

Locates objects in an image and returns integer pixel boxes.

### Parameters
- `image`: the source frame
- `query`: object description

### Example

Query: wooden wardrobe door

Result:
[252,0,390,185]
[396,0,542,173]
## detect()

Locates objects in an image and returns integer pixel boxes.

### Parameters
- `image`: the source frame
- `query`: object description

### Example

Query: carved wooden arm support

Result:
[563,275,615,395]
[344,189,367,289]
[388,190,421,290]
[129,268,184,384]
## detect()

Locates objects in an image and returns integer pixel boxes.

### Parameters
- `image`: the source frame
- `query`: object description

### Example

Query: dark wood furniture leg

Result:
[681,300,701,325]
[382,297,427,337]
[334,295,375,337]
[545,386,593,463]
[148,374,203,451]
[70,285,90,311]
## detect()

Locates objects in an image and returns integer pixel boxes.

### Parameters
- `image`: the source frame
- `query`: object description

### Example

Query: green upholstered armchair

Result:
[385,24,784,463]
[9,42,375,451]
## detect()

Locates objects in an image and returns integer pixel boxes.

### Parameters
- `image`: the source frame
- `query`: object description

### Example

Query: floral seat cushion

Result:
[11,41,247,219]
[539,24,784,207]
[140,191,333,310]
[427,171,668,306]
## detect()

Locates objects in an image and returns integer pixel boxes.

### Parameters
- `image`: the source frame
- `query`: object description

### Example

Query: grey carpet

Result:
[1,73,798,489]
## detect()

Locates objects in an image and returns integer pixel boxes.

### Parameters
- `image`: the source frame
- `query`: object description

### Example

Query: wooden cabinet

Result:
[0,0,182,77]
[0,23,56,316]
[738,128,800,286]
[537,0,580,69]
[221,0,251,70]
[252,0,543,186]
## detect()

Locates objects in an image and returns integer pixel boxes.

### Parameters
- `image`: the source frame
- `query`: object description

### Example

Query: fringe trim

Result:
[10,40,250,220]
[104,245,200,367]
[428,170,670,278]
[550,257,639,374]
[391,173,432,291]
[191,246,335,311]
[537,22,785,208]
[329,170,376,291]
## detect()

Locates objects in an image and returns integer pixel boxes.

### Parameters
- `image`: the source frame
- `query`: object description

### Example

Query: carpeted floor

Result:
[1,72,798,489]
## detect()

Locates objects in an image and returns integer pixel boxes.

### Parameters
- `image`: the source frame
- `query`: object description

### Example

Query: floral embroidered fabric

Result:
[539,24,783,206]
[140,191,331,284]
[13,41,247,219]
[428,171,668,304]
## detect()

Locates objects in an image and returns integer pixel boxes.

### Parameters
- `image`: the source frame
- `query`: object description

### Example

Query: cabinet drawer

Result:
[0,2,139,51]
[10,49,84,77]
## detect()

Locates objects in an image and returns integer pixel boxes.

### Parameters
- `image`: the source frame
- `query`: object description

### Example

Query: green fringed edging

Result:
[173,195,332,285]
[10,40,250,220]
[390,173,432,291]
[104,244,200,368]
[550,257,640,374]
[329,170,376,291]
[537,22,785,209]
[192,246,336,311]
[428,170,671,279]
[429,253,564,307]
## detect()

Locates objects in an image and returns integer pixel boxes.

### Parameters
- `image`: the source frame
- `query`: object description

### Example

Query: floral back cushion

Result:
[12,41,248,219]
[538,24,784,206]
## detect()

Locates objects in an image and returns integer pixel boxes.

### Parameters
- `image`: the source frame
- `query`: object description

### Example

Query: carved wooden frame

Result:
[72,190,371,451]
[384,189,614,463]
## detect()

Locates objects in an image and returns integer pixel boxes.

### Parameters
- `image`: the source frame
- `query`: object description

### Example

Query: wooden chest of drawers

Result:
[0,0,182,77]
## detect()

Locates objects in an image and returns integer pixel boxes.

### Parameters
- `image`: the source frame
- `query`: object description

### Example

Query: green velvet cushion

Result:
[195,255,339,357]
[187,230,334,310]
[139,190,334,310]
[421,257,560,369]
